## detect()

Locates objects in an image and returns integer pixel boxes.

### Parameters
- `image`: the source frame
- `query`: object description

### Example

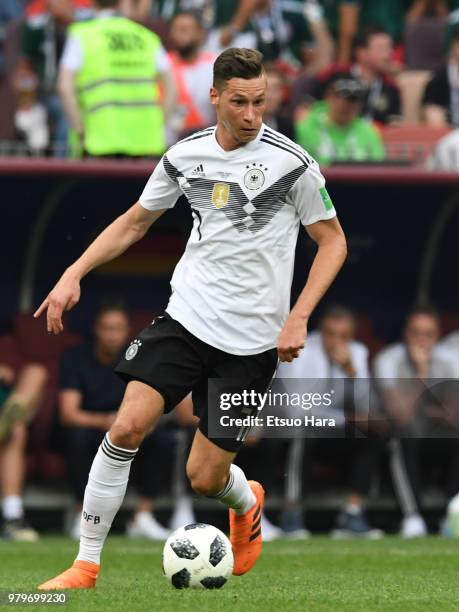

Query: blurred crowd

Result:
[0,301,459,541]
[2,0,459,543]
[2,1,459,164]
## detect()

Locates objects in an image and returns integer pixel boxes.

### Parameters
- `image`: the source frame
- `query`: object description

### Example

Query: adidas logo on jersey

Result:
[191,163,205,177]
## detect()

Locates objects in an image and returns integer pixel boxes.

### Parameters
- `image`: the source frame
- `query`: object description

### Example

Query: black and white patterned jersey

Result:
[139,123,337,355]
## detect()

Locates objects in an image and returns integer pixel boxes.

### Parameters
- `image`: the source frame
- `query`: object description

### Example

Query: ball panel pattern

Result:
[170,538,200,560]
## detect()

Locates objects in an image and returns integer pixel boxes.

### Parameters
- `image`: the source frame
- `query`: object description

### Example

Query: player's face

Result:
[321,317,354,353]
[211,75,267,146]
[94,311,130,355]
[404,314,440,351]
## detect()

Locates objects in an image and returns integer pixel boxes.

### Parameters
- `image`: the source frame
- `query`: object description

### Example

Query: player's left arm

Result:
[277,217,347,362]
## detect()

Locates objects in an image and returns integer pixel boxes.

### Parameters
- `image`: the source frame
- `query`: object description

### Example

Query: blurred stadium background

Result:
[1,0,459,543]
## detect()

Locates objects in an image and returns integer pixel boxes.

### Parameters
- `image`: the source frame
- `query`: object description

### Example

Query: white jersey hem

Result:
[165,307,278,357]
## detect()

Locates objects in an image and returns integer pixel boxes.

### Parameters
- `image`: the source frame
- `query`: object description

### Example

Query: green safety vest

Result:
[69,16,165,156]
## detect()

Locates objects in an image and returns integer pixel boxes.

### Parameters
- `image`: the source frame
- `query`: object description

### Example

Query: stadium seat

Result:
[0,314,81,481]
[382,124,452,163]
[354,314,385,358]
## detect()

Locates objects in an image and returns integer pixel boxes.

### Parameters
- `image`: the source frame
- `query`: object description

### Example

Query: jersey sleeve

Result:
[139,155,182,211]
[287,160,336,226]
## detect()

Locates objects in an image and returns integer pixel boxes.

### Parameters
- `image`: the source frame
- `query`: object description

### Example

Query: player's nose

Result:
[243,104,255,122]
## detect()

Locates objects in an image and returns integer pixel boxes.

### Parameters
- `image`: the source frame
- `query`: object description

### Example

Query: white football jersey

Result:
[139,124,337,355]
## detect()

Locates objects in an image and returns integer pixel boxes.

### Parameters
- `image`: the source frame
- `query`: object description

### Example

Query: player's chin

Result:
[238,129,258,142]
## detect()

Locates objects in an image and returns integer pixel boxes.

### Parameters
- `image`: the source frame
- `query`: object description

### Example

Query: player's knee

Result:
[186,463,226,497]
[109,417,146,450]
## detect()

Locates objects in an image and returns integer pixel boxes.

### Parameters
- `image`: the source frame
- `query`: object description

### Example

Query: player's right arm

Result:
[34,203,165,334]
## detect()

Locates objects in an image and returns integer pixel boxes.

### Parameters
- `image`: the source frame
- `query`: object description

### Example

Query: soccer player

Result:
[35,48,347,589]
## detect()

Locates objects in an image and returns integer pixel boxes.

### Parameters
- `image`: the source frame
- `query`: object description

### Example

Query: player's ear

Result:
[210,87,219,107]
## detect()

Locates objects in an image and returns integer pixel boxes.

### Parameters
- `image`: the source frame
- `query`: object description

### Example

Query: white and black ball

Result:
[162,523,234,589]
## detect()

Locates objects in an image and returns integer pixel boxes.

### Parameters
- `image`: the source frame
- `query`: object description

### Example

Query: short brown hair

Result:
[213,48,265,91]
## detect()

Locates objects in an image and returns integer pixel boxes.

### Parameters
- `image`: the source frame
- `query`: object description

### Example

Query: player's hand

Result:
[277,313,307,362]
[33,271,81,334]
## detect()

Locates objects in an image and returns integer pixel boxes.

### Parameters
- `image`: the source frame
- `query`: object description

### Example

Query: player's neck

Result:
[215,124,240,151]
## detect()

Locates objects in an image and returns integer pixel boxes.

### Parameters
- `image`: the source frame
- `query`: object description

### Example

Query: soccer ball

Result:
[162,523,234,589]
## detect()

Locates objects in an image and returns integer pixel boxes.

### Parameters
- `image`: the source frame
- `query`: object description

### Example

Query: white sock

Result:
[2,495,23,520]
[76,434,138,565]
[214,464,256,515]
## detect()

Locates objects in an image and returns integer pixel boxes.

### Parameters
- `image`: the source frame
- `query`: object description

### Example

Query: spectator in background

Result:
[152,0,215,27]
[426,128,459,169]
[59,304,172,540]
[119,0,152,20]
[0,0,26,78]
[439,329,459,354]
[248,0,333,72]
[276,306,384,538]
[16,0,93,156]
[320,0,361,64]
[263,65,294,139]
[295,73,385,166]
[350,27,401,124]
[374,305,459,538]
[0,362,47,541]
[167,11,216,142]
[422,30,459,127]
[202,0,259,51]
[321,0,427,65]
[293,27,401,126]
[152,0,259,51]
[58,0,175,158]
[0,0,24,27]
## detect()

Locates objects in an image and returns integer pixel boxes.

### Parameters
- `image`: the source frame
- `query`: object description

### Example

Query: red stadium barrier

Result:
[1,158,459,184]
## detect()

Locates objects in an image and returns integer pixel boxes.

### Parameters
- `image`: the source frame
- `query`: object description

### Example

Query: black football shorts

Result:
[115,313,278,452]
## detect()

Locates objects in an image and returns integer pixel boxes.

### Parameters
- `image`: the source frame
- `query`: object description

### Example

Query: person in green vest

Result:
[295,72,385,166]
[58,0,175,157]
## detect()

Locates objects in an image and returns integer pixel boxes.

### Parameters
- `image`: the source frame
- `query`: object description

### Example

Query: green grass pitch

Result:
[0,536,458,611]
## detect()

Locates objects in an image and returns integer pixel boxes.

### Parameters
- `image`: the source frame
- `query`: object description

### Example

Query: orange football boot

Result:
[38,560,99,590]
[229,480,264,576]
